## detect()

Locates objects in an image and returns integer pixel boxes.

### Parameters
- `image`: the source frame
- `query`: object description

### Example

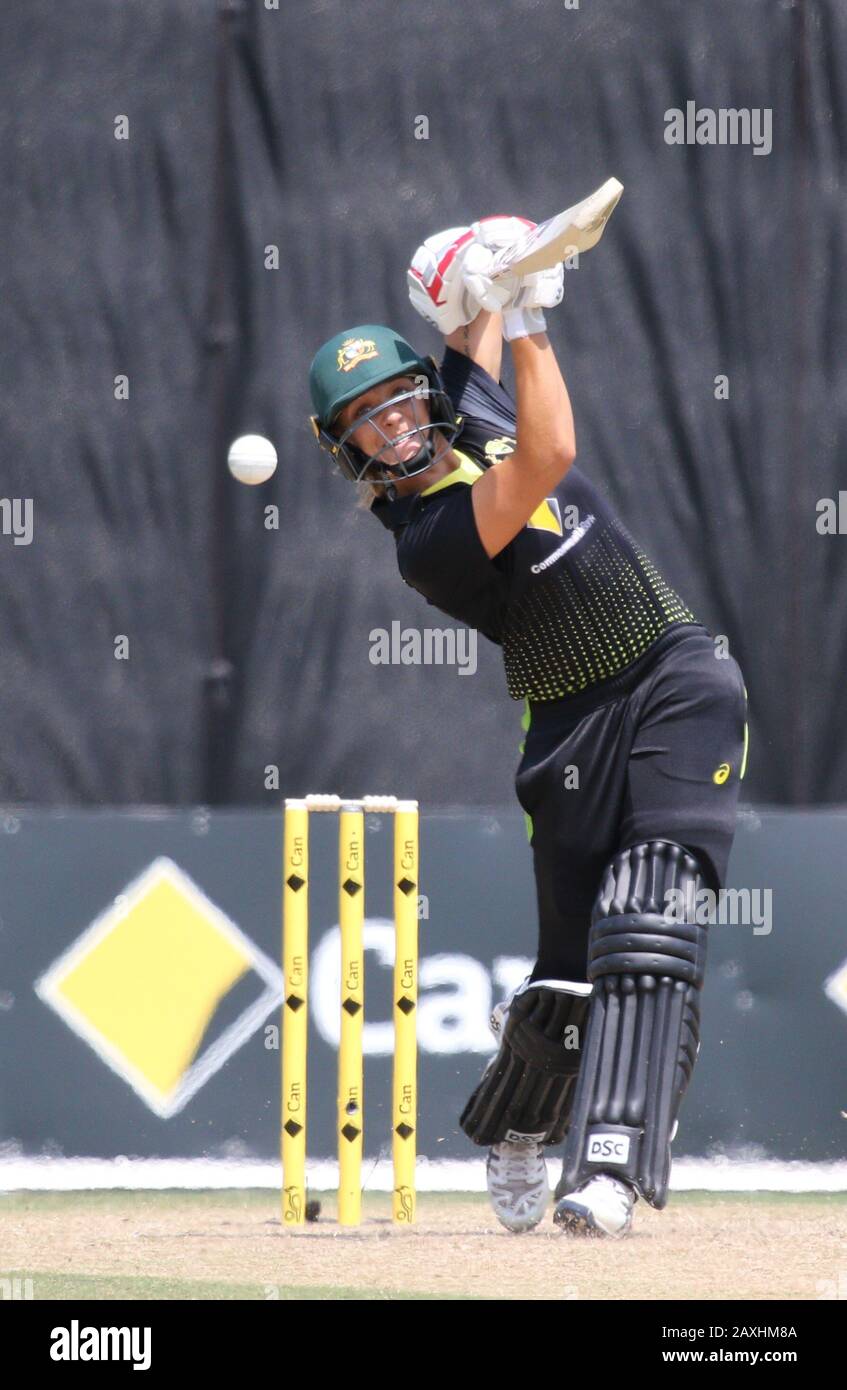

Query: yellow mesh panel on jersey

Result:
[501,520,697,702]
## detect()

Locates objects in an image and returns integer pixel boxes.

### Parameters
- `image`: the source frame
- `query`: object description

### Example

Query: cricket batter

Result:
[308,215,749,1238]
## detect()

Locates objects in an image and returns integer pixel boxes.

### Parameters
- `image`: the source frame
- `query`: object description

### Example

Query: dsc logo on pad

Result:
[586,1134,630,1163]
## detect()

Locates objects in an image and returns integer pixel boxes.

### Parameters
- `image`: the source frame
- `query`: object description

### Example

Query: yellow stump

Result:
[392,802,419,1224]
[338,805,365,1226]
[282,800,309,1227]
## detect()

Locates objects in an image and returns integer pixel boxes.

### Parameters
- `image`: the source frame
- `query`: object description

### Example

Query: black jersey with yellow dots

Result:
[370,347,701,703]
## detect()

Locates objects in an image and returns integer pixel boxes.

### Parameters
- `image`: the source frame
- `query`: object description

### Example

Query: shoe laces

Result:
[492,1142,544,1185]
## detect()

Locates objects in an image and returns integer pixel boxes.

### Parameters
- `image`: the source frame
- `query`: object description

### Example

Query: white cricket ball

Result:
[227,434,278,485]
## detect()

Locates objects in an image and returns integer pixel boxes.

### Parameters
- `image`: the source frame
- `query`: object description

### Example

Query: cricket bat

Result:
[489,177,624,279]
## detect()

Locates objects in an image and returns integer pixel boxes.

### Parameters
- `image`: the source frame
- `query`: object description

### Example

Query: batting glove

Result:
[460,242,519,314]
[407,225,488,335]
[407,219,563,339]
[472,215,564,341]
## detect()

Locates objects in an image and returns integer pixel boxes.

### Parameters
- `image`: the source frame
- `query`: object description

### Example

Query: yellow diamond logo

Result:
[35,858,283,1116]
[527,497,563,535]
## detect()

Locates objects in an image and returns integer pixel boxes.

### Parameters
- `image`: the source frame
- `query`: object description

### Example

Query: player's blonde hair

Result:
[355,480,380,509]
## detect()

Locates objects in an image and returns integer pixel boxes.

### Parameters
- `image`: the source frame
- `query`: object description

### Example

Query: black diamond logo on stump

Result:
[397,876,416,896]
[395,1123,414,1141]
[286,874,305,892]
[396,997,415,1015]
[284,1120,303,1139]
[341,1124,360,1144]
[285,994,304,1011]
[342,878,362,896]
[342,997,362,1016]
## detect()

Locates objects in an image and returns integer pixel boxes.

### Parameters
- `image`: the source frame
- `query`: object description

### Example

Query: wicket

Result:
[282,793,419,1228]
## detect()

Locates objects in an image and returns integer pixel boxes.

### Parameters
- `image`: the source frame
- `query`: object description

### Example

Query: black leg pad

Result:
[554,841,708,1208]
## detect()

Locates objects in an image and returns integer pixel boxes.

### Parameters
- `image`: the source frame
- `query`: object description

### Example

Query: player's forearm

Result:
[442,309,503,383]
[509,334,576,471]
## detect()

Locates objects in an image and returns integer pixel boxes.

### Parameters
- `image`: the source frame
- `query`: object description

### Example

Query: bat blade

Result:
[489,177,624,279]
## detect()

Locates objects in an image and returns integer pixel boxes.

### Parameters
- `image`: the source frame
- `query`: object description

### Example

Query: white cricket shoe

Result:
[553,1173,637,1238]
[486,1138,549,1233]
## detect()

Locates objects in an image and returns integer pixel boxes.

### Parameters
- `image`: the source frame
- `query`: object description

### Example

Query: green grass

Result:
[2,1189,843,1300]
[0,1188,277,1213]
[2,1187,845,1214]
[661,1190,847,1207]
[0,1270,476,1301]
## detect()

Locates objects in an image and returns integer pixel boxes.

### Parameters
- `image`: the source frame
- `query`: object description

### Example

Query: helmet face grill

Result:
[316,373,462,487]
[333,386,437,484]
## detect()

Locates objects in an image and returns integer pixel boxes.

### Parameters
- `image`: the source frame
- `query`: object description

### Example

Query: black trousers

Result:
[514,624,748,983]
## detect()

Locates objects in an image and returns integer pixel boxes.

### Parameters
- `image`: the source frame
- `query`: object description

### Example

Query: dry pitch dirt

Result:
[2,1190,845,1300]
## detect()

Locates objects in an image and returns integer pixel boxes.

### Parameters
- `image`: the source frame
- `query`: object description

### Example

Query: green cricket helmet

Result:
[308,324,462,489]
